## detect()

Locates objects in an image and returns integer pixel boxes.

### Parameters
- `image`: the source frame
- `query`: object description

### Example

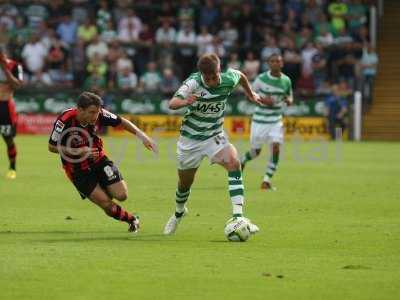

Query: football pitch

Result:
[1,135,399,300]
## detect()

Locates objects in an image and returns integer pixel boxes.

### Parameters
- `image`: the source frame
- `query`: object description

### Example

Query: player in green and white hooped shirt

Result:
[241,54,293,190]
[163,53,263,235]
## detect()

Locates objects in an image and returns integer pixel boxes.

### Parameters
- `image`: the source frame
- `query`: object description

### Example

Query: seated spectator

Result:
[25,1,49,29]
[97,0,112,33]
[56,15,78,46]
[199,0,219,31]
[218,20,238,53]
[139,61,162,92]
[196,26,213,57]
[86,34,108,61]
[160,68,180,98]
[117,66,138,91]
[242,51,260,81]
[227,52,241,71]
[204,36,226,59]
[116,50,133,73]
[100,20,117,44]
[21,34,48,77]
[47,36,70,84]
[315,27,334,48]
[118,9,142,43]
[261,37,280,71]
[78,19,98,44]
[87,53,108,80]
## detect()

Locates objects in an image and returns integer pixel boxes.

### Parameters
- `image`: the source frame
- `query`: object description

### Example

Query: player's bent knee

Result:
[114,191,128,201]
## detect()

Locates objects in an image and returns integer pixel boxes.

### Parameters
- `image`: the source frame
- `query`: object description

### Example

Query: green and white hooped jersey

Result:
[252,71,293,124]
[174,68,241,141]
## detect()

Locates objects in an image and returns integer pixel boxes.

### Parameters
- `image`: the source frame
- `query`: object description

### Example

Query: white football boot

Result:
[163,207,188,235]
[242,217,260,234]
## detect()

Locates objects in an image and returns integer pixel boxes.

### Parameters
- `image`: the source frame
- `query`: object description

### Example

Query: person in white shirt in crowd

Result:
[117,66,138,91]
[118,8,142,43]
[139,61,162,92]
[196,26,213,57]
[21,34,48,80]
[155,19,176,69]
[86,34,109,61]
[204,36,226,59]
[218,20,238,52]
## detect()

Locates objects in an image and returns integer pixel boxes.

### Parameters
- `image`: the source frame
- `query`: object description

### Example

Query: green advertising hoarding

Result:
[14,90,326,117]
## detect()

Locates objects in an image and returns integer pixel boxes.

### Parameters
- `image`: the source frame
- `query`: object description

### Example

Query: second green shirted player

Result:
[163,53,263,235]
[241,53,293,190]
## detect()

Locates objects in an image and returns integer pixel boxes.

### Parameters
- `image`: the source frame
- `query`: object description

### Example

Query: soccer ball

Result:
[224,217,251,242]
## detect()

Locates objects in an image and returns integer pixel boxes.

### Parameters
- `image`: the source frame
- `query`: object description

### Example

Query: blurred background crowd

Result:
[0,0,378,101]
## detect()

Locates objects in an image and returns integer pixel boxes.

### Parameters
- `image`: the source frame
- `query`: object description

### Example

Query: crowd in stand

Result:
[0,0,378,100]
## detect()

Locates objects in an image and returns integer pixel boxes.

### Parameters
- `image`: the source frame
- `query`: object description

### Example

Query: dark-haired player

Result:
[241,53,293,190]
[48,92,157,232]
[0,51,23,179]
[163,53,262,235]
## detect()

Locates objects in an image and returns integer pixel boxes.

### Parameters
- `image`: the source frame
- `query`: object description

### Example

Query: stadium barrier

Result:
[14,90,343,140]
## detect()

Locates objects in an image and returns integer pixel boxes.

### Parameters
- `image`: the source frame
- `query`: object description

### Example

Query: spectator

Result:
[242,51,260,81]
[324,84,348,140]
[204,36,226,59]
[97,0,112,33]
[175,22,196,79]
[47,36,70,84]
[315,26,334,48]
[56,15,78,46]
[160,68,180,98]
[139,61,162,92]
[360,43,378,104]
[21,34,48,76]
[301,41,318,75]
[227,52,241,71]
[177,0,195,25]
[101,20,118,44]
[117,66,138,91]
[25,1,49,29]
[118,9,142,43]
[199,0,219,31]
[196,26,213,57]
[77,19,98,44]
[261,37,280,71]
[218,20,238,53]
[86,34,108,61]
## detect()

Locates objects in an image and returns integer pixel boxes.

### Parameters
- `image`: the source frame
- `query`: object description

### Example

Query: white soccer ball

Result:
[224,217,251,242]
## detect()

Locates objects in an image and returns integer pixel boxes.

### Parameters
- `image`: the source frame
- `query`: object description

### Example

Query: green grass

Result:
[1,136,400,300]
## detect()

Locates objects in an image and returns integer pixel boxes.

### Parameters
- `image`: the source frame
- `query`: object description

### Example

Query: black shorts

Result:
[71,157,123,199]
[0,100,17,138]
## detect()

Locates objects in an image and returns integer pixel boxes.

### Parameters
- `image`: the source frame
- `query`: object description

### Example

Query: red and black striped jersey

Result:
[0,58,23,83]
[49,107,122,178]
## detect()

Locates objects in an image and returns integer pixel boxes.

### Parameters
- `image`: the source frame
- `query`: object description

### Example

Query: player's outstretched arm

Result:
[0,52,23,89]
[238,71,263,106]
[168,95,197,110]
[120,117,158,153]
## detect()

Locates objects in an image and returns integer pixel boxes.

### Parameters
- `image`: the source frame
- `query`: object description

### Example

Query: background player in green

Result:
[163,53,264,235]
[241,53,293,190]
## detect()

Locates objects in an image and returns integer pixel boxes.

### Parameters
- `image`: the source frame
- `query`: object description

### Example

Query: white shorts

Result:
[177,131,230,170]
[250,121,284,149]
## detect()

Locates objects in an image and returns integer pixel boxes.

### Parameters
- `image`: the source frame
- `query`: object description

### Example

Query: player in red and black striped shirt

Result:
[48,92,157,232]
[0,51,23,179]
